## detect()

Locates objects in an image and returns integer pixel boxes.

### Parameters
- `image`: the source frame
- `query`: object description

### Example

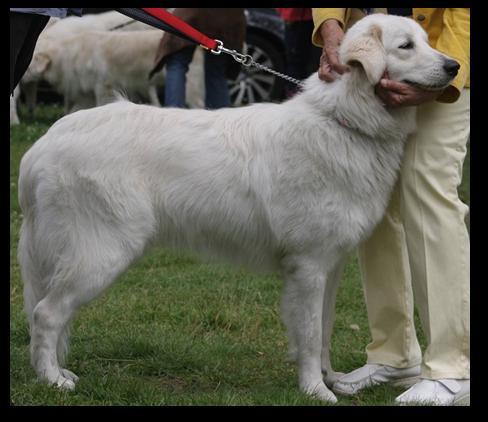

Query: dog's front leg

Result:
[281,256,338,403]
[95,82,113,107]
[21,81,37,115]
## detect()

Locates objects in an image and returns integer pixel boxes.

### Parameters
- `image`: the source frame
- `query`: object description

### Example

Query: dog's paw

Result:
[60,368,79,383]
[302,381,338,403]
[53,374,76,391]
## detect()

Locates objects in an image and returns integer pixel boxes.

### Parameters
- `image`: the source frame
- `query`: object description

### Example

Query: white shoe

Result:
[395,379,470,406]
[333,363,421,395]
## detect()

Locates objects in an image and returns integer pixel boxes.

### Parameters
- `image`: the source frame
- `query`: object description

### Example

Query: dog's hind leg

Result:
[27,207,148,390]
[30,288,79,389]
[321,256,347,388]
[281,255,337,403]
[29,251,133,390]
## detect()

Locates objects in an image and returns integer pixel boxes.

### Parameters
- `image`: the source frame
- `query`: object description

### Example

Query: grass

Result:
[9,104,470,406]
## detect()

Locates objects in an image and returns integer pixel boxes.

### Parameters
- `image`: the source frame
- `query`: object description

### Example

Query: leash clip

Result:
[209,38,302,85]
[209,39,253,67]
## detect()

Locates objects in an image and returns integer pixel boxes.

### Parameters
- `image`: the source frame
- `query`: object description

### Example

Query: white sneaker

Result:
[395,379,470,406]
[332,363,421,395]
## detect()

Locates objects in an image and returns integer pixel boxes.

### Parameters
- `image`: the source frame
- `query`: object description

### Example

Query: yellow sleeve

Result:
[311,8,347,47]
[436,8,470,103]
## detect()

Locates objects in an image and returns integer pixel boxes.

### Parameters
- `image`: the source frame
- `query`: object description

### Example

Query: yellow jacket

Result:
[312,8,470,103]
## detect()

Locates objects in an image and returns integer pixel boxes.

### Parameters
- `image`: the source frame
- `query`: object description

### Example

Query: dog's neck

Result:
[298,71,417,141]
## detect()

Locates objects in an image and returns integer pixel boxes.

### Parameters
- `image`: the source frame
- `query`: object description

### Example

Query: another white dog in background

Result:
[10,86,20,126]
[24,30,166,111]
[17,14,459,402]
[18,12,155,117]
[20,14,204,116]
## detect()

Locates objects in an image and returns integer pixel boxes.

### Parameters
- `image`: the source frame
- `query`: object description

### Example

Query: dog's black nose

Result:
[443,59,460,77]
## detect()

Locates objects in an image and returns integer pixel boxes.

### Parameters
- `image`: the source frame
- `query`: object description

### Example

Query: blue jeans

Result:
[164,46,231,109]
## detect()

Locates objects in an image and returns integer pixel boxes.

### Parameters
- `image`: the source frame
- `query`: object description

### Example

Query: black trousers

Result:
[283,20,322,96]
[10,12,49,95]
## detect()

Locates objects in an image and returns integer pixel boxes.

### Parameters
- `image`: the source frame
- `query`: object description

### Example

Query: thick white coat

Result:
[17,14,456,401]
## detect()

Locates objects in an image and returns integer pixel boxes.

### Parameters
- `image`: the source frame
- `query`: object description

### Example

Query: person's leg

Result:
[10,12,49,95]
[401,89,470,381]
[333,92,470,401]
[357,182,423,369]
[393,90,470,405]
[332,178,422,396]
[163,46,195,108]
[204,53,230,109]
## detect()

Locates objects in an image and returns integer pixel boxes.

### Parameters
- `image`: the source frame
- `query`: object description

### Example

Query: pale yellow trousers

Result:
[357,89,470,380]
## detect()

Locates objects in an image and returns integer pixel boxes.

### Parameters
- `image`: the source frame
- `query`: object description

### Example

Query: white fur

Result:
[10,86,20,126]
[20,11,165,115]
[17,15,456,401]
[23,30,164,113]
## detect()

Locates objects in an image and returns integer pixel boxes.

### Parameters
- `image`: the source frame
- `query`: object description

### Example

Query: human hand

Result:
[318,19,350,82]
[375,73,443,107]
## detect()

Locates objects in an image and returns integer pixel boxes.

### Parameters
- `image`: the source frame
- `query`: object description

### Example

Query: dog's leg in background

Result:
[21,81,38,116]
[147,85,161,107]
[281,256,337,403]
[94,82,114,106]
[68,95,96,113]
[63,93,73,115]
[321,257,347,388]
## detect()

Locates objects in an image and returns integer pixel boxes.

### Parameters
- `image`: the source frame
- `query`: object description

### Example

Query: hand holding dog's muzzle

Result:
[375,73,443,108]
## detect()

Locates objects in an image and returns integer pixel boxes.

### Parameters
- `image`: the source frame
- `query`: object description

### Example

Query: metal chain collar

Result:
[210,39,304,87]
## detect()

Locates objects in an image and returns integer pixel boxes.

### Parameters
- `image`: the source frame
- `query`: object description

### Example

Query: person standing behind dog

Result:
[276,8,322,98]
[150,8,246,109]
[312,8,470,405]
[10,8,82,95]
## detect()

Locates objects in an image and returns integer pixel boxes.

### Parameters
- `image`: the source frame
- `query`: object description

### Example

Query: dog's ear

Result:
[31,52,51,76]
[340,25,386,85]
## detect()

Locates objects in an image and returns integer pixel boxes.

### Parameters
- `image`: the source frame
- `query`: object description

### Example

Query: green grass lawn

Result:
[9,104,470,406]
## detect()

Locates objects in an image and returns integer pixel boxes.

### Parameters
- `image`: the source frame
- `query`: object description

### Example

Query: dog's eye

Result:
[399,41,414,49]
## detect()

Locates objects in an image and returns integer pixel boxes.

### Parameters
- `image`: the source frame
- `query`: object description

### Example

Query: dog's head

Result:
[22,52,51,83]
[339,14,459,90]
[21,39,55,84]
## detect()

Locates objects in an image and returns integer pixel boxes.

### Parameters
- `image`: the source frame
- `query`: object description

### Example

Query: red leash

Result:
[141,8,218,51]
[116,8,304,86]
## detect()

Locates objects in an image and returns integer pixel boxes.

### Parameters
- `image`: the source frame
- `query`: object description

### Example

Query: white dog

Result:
[17,14,459,402]
[10,86,20,126]
[19,11,161,115]
[22,30,165,113]
[22,25,204,115]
